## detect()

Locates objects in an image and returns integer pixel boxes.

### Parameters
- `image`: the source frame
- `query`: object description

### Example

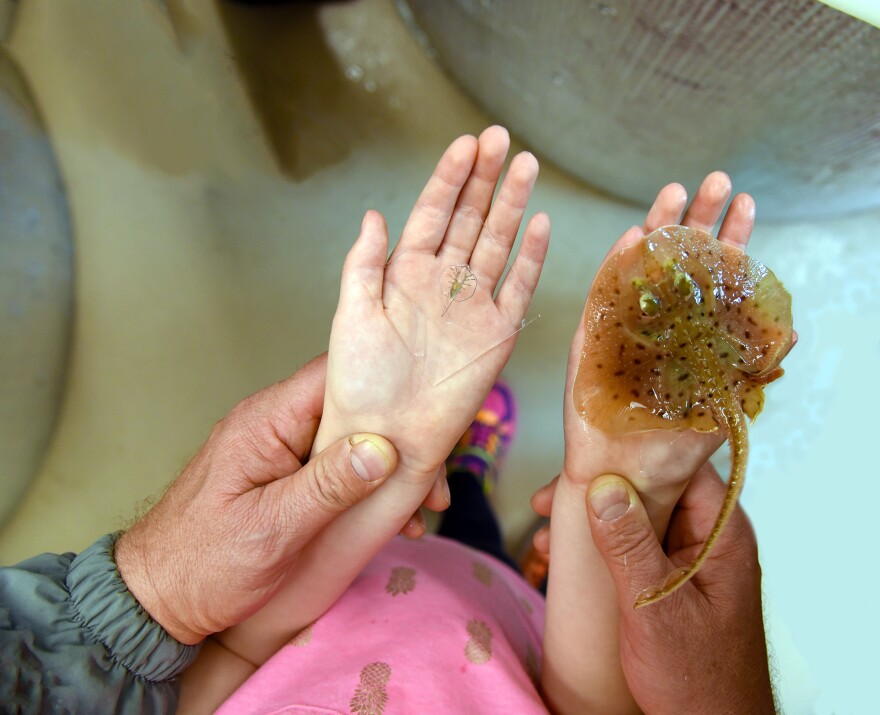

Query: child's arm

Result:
[176,639,256,715]
[215,126,550,666]
[541,173,760,714]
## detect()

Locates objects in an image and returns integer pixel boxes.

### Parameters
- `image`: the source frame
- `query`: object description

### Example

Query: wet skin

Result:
[574,225,793,606]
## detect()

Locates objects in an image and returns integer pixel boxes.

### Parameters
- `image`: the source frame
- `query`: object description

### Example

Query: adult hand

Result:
[586,463,776,715]
[115,354,401,646]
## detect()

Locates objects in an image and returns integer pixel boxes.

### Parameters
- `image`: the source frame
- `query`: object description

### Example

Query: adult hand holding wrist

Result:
[586,464,777,715]
[114,355,397,645]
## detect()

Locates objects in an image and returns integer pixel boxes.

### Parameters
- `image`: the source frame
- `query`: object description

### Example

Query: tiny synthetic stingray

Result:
[574,225,793,608]
[440,265,477,317]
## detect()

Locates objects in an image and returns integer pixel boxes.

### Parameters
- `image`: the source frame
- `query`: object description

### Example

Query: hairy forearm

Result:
[216,461,432,665]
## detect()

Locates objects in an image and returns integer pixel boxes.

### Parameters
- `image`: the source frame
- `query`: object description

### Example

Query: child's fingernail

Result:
[349,435,391,482]
[589,478,631,521]
[442,478,451,506]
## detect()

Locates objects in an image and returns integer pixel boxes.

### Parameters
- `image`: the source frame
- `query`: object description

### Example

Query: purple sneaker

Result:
[446,379,518,495]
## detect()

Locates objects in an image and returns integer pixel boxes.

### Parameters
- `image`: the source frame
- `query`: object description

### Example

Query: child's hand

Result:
[313,126,550,480]
[216,128,548,668]
[541,175,768,714]
[562,173,765,525]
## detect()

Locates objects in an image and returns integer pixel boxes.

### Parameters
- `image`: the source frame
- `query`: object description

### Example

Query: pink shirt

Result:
[217,535,547,714]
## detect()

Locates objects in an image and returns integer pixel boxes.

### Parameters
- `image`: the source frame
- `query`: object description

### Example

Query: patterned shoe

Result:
[446,378,518,495]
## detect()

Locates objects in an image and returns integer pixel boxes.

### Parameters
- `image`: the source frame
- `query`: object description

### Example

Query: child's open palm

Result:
[314,127,550,480]
[219,129,548,665]
[562,174,777,515]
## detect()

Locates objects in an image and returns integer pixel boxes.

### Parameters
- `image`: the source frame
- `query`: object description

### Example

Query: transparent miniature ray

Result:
[441,265,477,317]
[573,225,793,607]
[383,255,539,387]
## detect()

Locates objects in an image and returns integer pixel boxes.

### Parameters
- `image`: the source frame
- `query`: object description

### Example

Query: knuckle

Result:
[479,222,507,250]
[306,456,363,513]
[601,516,657,565]
[414,197,449,223]
[453,203,483,223]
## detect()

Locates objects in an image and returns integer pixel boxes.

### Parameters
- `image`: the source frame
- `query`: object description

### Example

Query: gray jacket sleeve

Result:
[0,533,202,714]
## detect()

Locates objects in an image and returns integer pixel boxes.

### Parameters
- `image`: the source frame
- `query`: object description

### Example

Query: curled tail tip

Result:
[633,589,663,611]
[633,586,665,609]
[633,566,693,609]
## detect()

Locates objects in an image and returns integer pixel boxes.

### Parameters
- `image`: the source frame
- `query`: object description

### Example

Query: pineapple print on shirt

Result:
[350,662,391,715]
[385,567,416,596]
[471,561,493,587]
[465,619,493,664]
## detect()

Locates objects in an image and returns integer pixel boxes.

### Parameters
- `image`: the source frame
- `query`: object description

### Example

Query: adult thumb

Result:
[278,433,397,540]
[586,475,670,608]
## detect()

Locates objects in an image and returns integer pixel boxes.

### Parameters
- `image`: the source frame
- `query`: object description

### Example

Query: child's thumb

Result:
[586,475,670,609]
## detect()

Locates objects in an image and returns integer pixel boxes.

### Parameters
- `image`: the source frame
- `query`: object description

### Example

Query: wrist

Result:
[559,466,683,538]
[311,413,341,459]
[115,529,206,646]
[68,533,202,679]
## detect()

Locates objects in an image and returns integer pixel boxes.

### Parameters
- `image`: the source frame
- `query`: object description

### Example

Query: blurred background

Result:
[1,0,877,712]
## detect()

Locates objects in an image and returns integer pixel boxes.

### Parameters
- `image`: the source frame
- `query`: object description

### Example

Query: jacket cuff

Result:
[66,533,201,682]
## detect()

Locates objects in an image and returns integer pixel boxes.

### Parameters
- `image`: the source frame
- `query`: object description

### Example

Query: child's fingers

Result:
[579,226,643,299]
[391,135,478,258]
[421,468,451,512]
[399,508,427,539]
[495,211,550,321]
[680,171,732,233]
[716,193,756,251]
[602,225,645,263]
[339,211,389,307]
[530,474,558,517]
[437,126,511,265]
[532,523,550,556]
[470,151,539,293]
[643,182,688,233]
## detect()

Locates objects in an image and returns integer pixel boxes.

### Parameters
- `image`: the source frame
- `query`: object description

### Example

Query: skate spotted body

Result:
[574,225,793,607]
